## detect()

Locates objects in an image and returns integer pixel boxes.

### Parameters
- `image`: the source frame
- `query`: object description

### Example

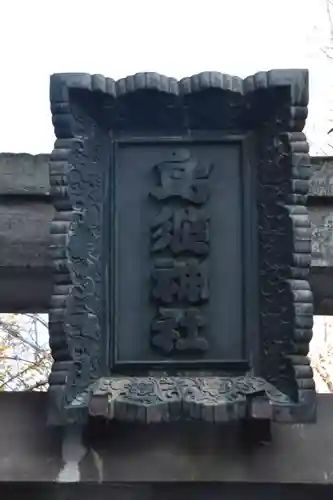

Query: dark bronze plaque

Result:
[113,143,246,367]
[48,70,315,427]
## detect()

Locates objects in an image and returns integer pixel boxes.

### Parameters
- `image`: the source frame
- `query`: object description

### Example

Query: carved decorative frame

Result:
[48,70,315,426]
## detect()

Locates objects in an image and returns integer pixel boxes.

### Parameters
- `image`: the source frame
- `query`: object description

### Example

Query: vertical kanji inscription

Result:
[151,206,210,255]
[149,150,213,355]
[150,153,213,204]
[151,258,209,304]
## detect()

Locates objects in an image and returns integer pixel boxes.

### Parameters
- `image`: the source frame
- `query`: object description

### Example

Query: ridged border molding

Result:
[48,70,315,426]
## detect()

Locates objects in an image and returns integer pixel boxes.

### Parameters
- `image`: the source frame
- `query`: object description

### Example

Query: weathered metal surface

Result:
[1,392,333,484]
[88,376,293,423]
[46,70,315,426]
[0,153,332,314]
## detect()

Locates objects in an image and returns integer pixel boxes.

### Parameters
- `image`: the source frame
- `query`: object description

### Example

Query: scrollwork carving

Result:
[48,70,315,425]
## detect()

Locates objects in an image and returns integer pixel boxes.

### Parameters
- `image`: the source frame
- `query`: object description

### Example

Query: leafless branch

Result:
[25,313,48,330]
[0,356,42,364]
[326,0,333,37]
[0,358,48,390]
[0,318,44,354]
[24,379,48,392]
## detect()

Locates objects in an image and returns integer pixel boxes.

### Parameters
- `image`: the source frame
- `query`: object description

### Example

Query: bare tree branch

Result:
[0,313,51,391]
[0,318,44,354]
[0,356,43,364]
[0,357,47,390]
[23,379,48,392]
[25,313,48,330]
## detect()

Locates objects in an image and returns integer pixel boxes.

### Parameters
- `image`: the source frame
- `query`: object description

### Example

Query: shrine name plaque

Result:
[115,143,244,366]
[48,70,316,427]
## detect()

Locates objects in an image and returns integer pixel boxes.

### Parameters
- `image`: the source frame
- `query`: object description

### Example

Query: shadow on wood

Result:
[0,392,333,484]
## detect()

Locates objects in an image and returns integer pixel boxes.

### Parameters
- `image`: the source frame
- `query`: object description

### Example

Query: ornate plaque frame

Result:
[48,70,315,426]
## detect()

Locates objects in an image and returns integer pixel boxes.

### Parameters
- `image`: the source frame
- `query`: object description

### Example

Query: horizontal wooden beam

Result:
[1,391,333,485]
[0,153,333,314]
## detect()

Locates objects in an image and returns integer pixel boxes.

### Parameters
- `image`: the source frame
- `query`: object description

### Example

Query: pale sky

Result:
[0,0,331,154]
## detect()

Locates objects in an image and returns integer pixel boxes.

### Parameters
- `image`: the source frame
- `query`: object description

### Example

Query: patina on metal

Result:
[48,70,316,429]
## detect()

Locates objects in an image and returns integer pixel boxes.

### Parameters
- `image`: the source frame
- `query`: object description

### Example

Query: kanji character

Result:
[151,206,210,255]
[151,307,209,354]
[150,152,213,204]
[178,259,209,303]
[150,308,182,353]
[176,308,209,352]
[151,258,209,304]
[150,258,178,304]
